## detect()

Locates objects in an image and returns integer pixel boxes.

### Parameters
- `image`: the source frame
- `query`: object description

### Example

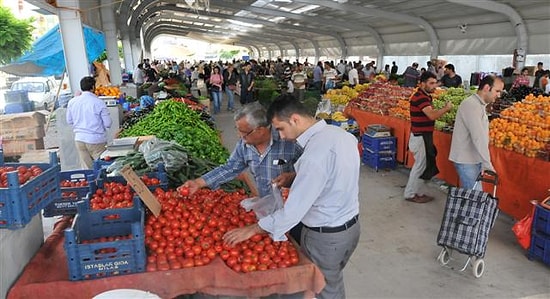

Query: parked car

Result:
[9,77,69,110]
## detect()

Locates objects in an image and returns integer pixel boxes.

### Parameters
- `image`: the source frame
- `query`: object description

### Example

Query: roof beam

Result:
[133,4,348,58]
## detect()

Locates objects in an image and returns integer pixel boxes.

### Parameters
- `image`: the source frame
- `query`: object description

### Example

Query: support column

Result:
[121,33,134,73]
[57,0,89,94]
[100,0,122,85]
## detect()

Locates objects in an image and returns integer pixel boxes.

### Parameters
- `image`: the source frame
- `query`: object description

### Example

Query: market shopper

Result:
[404,72,453,203]
[440,64,462,88]
[208,65,224,114]
[512,67,531,89]
[66,76,112,169]
[224,95,361,299]
[312,61,323,91]
[180,102,303,240]
[533,62,545,88]
[449,76,503,190]
[223,64,238,111]
[291,62,307,102]
[239,62,255,104]
[322,61,339,93]
[402,62,420,87]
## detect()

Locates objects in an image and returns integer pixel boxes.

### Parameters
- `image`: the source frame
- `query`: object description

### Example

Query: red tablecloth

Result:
[8,218,325,299]
[347,108,550,221]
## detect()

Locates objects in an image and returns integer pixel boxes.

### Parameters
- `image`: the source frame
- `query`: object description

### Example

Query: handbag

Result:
[512,200,538,250]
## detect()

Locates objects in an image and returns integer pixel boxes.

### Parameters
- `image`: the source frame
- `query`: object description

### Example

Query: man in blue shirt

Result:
[182,102,301,197]
[224,95,361,299]
[66,76,112,169]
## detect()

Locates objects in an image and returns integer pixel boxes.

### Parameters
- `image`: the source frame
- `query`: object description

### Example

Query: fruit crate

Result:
[362,150,397,171]
[64,198,146,280]
[93,159,114,174]
[528,232,550,266]
[0,151,60,229]
[96,163,168,192]
[533,199,550,236]
[362,135,396,153]
[43,169,97,217]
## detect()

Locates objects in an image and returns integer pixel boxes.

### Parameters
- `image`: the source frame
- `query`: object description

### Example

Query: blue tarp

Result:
[0,24,105,77]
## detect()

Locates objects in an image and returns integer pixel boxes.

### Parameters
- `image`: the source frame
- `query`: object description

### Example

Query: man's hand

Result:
[178,178,206,196]
[223,224,264,246]
[444,101,453,111]
[272,172,296,188]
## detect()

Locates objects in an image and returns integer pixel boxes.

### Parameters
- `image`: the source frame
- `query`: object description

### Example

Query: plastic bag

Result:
[240,184,284,219]
[512,200,537,250]
[138,137,189,173]
[315,98,332,119]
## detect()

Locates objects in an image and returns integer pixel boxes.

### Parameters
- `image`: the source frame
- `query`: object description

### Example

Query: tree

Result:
[0,5,34,65]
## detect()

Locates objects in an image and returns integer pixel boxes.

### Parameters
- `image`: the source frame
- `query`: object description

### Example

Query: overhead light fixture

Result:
[183,0,210,12]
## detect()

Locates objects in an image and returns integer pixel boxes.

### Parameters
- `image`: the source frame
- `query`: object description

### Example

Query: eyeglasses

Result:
[237,127,259,138]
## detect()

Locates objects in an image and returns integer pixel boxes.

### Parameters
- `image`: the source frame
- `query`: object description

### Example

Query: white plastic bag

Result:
[240,184,284,219]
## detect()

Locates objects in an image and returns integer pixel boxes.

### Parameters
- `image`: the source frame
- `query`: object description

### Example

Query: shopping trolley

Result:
[436,171,499,278]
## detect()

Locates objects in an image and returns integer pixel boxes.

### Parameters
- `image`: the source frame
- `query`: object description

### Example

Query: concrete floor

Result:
[211,104,550,299]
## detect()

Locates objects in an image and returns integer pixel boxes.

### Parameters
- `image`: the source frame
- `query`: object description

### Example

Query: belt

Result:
[305,215,359,233]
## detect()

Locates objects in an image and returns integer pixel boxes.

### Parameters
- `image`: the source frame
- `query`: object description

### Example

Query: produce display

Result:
[489,94,550,158]
[95,85,121,97]
[347,82,413,115]
[323,84,368,106]
[144,188,300,273]
[89,178,162,210]
[0,165,43,187]
[432,87,473,127]
[388,100,410,120]
[119,100,229,165]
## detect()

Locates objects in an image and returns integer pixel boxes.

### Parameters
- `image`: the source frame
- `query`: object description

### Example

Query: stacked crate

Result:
[529,198,550,266]
[0,111,46,156]
[362,125,397,171]
[3,90,34,114]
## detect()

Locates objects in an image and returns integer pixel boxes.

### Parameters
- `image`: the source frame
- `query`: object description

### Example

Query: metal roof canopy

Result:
[28,0,550,61]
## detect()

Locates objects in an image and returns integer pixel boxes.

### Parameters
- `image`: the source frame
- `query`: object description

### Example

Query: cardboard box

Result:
[0,125,45,141]
[2,139,45,156]
[0,111,46,129]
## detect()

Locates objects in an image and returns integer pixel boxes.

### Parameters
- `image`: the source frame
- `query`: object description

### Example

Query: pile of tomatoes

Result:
[144,188,300,273]
[88,176,164,210]
[0,165,44,187]
[60,178,89,198]
[80,234,134,254]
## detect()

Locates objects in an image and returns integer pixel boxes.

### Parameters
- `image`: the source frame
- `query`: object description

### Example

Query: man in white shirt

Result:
[449,76,503,189]
[224,95,361,299]
[347,63,359,87]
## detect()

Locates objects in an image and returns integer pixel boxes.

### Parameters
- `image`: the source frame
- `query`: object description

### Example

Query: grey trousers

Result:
[75,141,106,169]
[301,220,361,299]
[404,133,427,198]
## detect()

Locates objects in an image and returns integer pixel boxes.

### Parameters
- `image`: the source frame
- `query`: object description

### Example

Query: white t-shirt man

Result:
[348,68,359,86]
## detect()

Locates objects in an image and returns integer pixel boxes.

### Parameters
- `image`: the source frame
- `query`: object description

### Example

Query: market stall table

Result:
[8,217,325,299]
[346,107,550,221]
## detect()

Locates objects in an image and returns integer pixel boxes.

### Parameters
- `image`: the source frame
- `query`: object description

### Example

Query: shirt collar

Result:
[296,119,326,148]
[473,93,488,106]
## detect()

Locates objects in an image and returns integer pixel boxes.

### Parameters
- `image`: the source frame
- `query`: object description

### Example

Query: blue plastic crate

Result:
[528,232,550,266]
[64,198,146,280]
[96,164,168,193]
[93,159,114,174]
[362,150,397,171]
[533,203,550,237]
[4,102,34,114]
[4,90,29,103]
[362,135,396,153]
[0,151,60,229]
[43,169,96,217]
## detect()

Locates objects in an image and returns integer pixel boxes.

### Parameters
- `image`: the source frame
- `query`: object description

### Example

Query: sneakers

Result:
[405,194,434,203]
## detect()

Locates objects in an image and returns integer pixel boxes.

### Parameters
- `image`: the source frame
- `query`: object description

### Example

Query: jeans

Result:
[225,87,235,110]
[210,90,222,114]
[454,162,482,190]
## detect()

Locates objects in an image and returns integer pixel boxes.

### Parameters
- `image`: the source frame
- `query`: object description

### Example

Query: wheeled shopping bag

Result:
[436,171,499,278]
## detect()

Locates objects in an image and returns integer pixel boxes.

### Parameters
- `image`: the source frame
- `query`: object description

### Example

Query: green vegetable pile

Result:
[119,100,229,165]
[433,87,473,126]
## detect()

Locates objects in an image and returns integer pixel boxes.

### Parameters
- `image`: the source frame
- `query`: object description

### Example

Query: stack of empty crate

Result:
[0,111,46,157]
[362,124,397,171]
[529,197,550,266]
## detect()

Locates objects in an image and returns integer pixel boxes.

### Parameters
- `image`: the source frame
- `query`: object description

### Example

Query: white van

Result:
[10,77,61,110]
